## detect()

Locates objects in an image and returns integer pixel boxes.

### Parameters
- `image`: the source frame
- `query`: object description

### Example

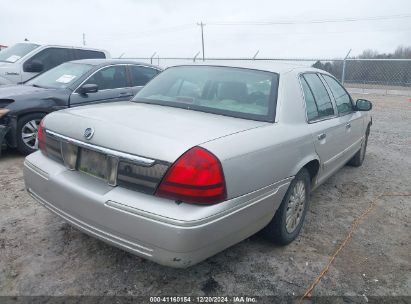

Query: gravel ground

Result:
[0,94,410,300]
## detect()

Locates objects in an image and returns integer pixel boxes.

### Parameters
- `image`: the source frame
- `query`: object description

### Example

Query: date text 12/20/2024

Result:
[149,296,258,303]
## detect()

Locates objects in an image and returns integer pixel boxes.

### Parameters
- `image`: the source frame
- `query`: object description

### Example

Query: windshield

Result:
[27,62,93,89]
[0,43,39,63]
[133,66,278,122]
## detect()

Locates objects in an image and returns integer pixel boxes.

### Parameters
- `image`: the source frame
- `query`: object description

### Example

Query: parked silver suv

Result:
[0,42,110,85]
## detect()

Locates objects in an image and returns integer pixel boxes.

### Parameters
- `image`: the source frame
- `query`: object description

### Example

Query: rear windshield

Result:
[0,43,39,63]
[132,66,279,122]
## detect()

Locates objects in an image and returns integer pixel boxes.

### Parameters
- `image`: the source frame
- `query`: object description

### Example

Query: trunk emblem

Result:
[84,128,94,140]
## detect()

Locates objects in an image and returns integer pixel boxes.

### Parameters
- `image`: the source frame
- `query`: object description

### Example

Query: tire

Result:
[16,113,46,155]
[263,168,311,245]
[347,129,369,167]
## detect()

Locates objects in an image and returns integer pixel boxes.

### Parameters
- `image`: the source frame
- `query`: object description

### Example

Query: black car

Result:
[0,59,162,154]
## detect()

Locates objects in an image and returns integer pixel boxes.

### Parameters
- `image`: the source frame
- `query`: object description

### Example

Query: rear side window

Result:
[302,73,335,120]
[75,49,106,59]
[300,77,319,121]
[24,47,72,71]
[129,65,160,86]
[322,75,353,115]
[84,65,128,90]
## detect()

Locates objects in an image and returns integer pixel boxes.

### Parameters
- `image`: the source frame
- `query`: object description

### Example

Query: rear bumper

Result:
[24,151,290,268]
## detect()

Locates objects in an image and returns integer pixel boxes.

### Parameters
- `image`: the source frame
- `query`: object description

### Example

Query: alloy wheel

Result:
[285,180,306,233]
[21,119,41,150]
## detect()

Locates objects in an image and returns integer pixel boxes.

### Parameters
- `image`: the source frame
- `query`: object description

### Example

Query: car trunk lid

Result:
[44,101,268,162]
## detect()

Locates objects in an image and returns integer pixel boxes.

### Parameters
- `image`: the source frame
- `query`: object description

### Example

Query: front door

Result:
[300,73,346,182]
[69,65,134,107]
[321,74,364,161]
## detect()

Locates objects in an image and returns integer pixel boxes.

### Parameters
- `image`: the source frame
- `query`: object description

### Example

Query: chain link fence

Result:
[124,56,411,96]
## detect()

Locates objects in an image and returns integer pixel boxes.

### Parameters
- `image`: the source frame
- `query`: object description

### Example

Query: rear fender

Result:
[290,154,321,186]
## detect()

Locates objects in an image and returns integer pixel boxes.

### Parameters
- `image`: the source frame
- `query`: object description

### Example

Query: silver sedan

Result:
[23,63,372,268]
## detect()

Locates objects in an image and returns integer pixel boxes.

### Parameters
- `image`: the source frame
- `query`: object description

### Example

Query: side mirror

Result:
[24,60,44,73]
[356,99,372,111]
[79,84,98,94]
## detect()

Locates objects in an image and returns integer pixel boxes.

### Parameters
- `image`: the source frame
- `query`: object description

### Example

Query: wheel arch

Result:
[291,155,321,187]
[366,121,371,136]
[15,109,50,120]
[8,111,49,148]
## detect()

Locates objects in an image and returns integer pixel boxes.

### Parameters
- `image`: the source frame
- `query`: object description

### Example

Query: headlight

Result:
[0,108,9,118]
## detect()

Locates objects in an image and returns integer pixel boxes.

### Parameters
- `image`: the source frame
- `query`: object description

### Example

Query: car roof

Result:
[14,42,109,53]
[70,58,162,69]
[167,61,326,75]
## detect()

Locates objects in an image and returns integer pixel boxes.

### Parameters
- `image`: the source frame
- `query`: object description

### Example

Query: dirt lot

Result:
[0,94,410,300]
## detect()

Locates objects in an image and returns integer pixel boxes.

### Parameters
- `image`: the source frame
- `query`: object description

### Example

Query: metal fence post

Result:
[193,51,200,62]
[341,49,351,85]
[252,50,259,60]
[150,52,157,64]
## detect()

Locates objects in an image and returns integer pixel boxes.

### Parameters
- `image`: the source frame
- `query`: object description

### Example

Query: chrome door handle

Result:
[346,123,351,129]
[317,133,326,140]
[118,92,132,96]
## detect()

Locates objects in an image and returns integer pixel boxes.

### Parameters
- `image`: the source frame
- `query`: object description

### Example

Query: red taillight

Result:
[155,147,226,204]
[37,119,46,153]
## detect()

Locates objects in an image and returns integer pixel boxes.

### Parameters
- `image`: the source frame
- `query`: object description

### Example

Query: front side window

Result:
[27,62,93,89]
[24,47,73,71]
[133,66,278,122]
[303,73,335,119]
[84,65,128,90]
[322,75,353,115]
[0,43,39,63]
[130,65,160,86]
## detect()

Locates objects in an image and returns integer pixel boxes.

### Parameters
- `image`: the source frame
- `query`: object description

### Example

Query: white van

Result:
[0,43,110,85]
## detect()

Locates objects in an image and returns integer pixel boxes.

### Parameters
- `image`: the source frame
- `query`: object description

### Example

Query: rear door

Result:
[128,65,161,94]
[69,64,134,106]
[300,73,346,182]
[321,74,364,161]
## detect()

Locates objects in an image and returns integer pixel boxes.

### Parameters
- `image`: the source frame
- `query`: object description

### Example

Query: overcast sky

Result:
[1,0,410,59]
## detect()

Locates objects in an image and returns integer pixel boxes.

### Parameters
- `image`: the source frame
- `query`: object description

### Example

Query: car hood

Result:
[0,84,52,99]
[0,62,17,84]
[44,101,269,162]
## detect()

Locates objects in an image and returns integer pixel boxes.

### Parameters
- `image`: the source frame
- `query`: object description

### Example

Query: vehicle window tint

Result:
[322,75,353,114]
[75,49,106,59]
[300,77,319,121]
[130,66,160,86]
[25,47,72,71]
[303,74,335,118]
[84,65,128,90]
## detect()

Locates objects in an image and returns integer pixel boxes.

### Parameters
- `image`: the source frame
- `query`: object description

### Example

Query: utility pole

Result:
[82,33,86,46]
[197,22,205,61]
